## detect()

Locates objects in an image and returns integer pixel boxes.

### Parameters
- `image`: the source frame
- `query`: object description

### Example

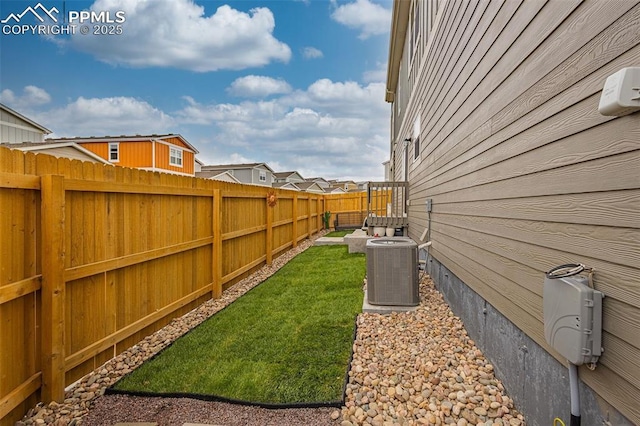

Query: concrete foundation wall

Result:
[426,255,633,426]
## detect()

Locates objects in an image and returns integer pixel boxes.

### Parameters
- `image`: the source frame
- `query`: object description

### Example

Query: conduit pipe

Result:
[568,362,580,426]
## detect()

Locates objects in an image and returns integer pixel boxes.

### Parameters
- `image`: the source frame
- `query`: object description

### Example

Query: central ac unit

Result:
[366,238,419,306]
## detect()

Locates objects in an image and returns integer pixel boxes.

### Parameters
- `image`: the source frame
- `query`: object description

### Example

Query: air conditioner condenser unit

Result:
[366,238,419,306]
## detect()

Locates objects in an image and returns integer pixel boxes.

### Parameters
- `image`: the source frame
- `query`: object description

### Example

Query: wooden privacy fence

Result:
[0,146,357,425]
[323,191,368,224]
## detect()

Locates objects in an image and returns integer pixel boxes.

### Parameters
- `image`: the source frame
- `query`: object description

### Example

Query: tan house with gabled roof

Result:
[273,171,305,184]
[295,181,325,194]
[305,177,331,189]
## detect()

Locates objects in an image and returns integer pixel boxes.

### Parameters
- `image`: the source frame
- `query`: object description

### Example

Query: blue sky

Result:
[0,0,392,181]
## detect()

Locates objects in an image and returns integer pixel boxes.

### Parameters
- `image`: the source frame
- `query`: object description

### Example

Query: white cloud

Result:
[178,78,390,181]
[302,47,323,59]
[37,96,175,137]
[228,75,292,98]
[0,85,51,110]
[331,0,391,39]
[69,0,291,72]
[363,62,388,83]
[282,79,389,119]
[5,78,390,181]
[0,90,16,104]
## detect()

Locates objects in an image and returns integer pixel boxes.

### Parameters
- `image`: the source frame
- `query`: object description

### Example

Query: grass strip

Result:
[112,245,365,404]
[324,230,354,237]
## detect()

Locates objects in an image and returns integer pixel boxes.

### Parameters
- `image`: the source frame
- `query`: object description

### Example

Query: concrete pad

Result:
[314,237,345,245]
[343,229,373,253]
[362,288,419,314]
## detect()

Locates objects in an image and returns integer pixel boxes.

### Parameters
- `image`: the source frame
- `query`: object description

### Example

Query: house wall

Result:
[163,136,191,150]
[251,167,273,186]
[232,169,254,185]
[391,0,640,424]
[0,109,45,143]
[154,142,195,175]
[80,141,152,167]
[80,141,195,175]
[286,174,305,183]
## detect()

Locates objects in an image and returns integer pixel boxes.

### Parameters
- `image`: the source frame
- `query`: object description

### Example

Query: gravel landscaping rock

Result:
[342,276,525,426]
[18,233,526,425]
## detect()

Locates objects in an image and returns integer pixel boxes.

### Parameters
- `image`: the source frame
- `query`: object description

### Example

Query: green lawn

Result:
[324,230,354,237]
[112,245,365,404]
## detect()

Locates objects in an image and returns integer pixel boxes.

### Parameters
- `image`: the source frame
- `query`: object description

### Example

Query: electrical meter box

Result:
[543,274,603,365]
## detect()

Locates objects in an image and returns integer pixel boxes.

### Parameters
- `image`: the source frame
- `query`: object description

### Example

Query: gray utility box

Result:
[366,238,419,306]
[543,274,603,365]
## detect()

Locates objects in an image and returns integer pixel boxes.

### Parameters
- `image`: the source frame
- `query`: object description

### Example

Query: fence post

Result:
[319,196,324,231]
[292,194,298,248]
[212,189,222,299]
[307,196,312,238]
[40,175,66,403]
[266,195,273,265]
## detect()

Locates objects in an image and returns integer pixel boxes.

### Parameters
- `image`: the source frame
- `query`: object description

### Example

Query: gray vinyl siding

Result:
[393,0,640,422]
[232,169,253,185]
[0,109,46,143]
[251,166,273,186]
[26,146,103,162]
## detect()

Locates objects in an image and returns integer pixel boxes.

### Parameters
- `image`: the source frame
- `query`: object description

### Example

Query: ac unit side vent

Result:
[366,238,419,306]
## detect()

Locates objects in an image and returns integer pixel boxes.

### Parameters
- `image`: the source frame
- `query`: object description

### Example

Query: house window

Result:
[109,143,119,162]
[259,171,267,182]
[410,0,421,66]
[169,147,183,167]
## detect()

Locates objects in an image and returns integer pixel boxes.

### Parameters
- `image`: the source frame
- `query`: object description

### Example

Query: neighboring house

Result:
[45,134,198,176]
[272,182,300,191]
[196,163,275,187]
[295,181,325,194]
[382,160,390,181]
[194,158,204,173]
[204,171,240,184]
[2,141,110,164]
[305,177,331,189]
[273,171,305,184]
[0,103,51,143]
[326,186,347,194]
[330,180,358,192]
[386,1,639,425]
[356,181,369,191]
